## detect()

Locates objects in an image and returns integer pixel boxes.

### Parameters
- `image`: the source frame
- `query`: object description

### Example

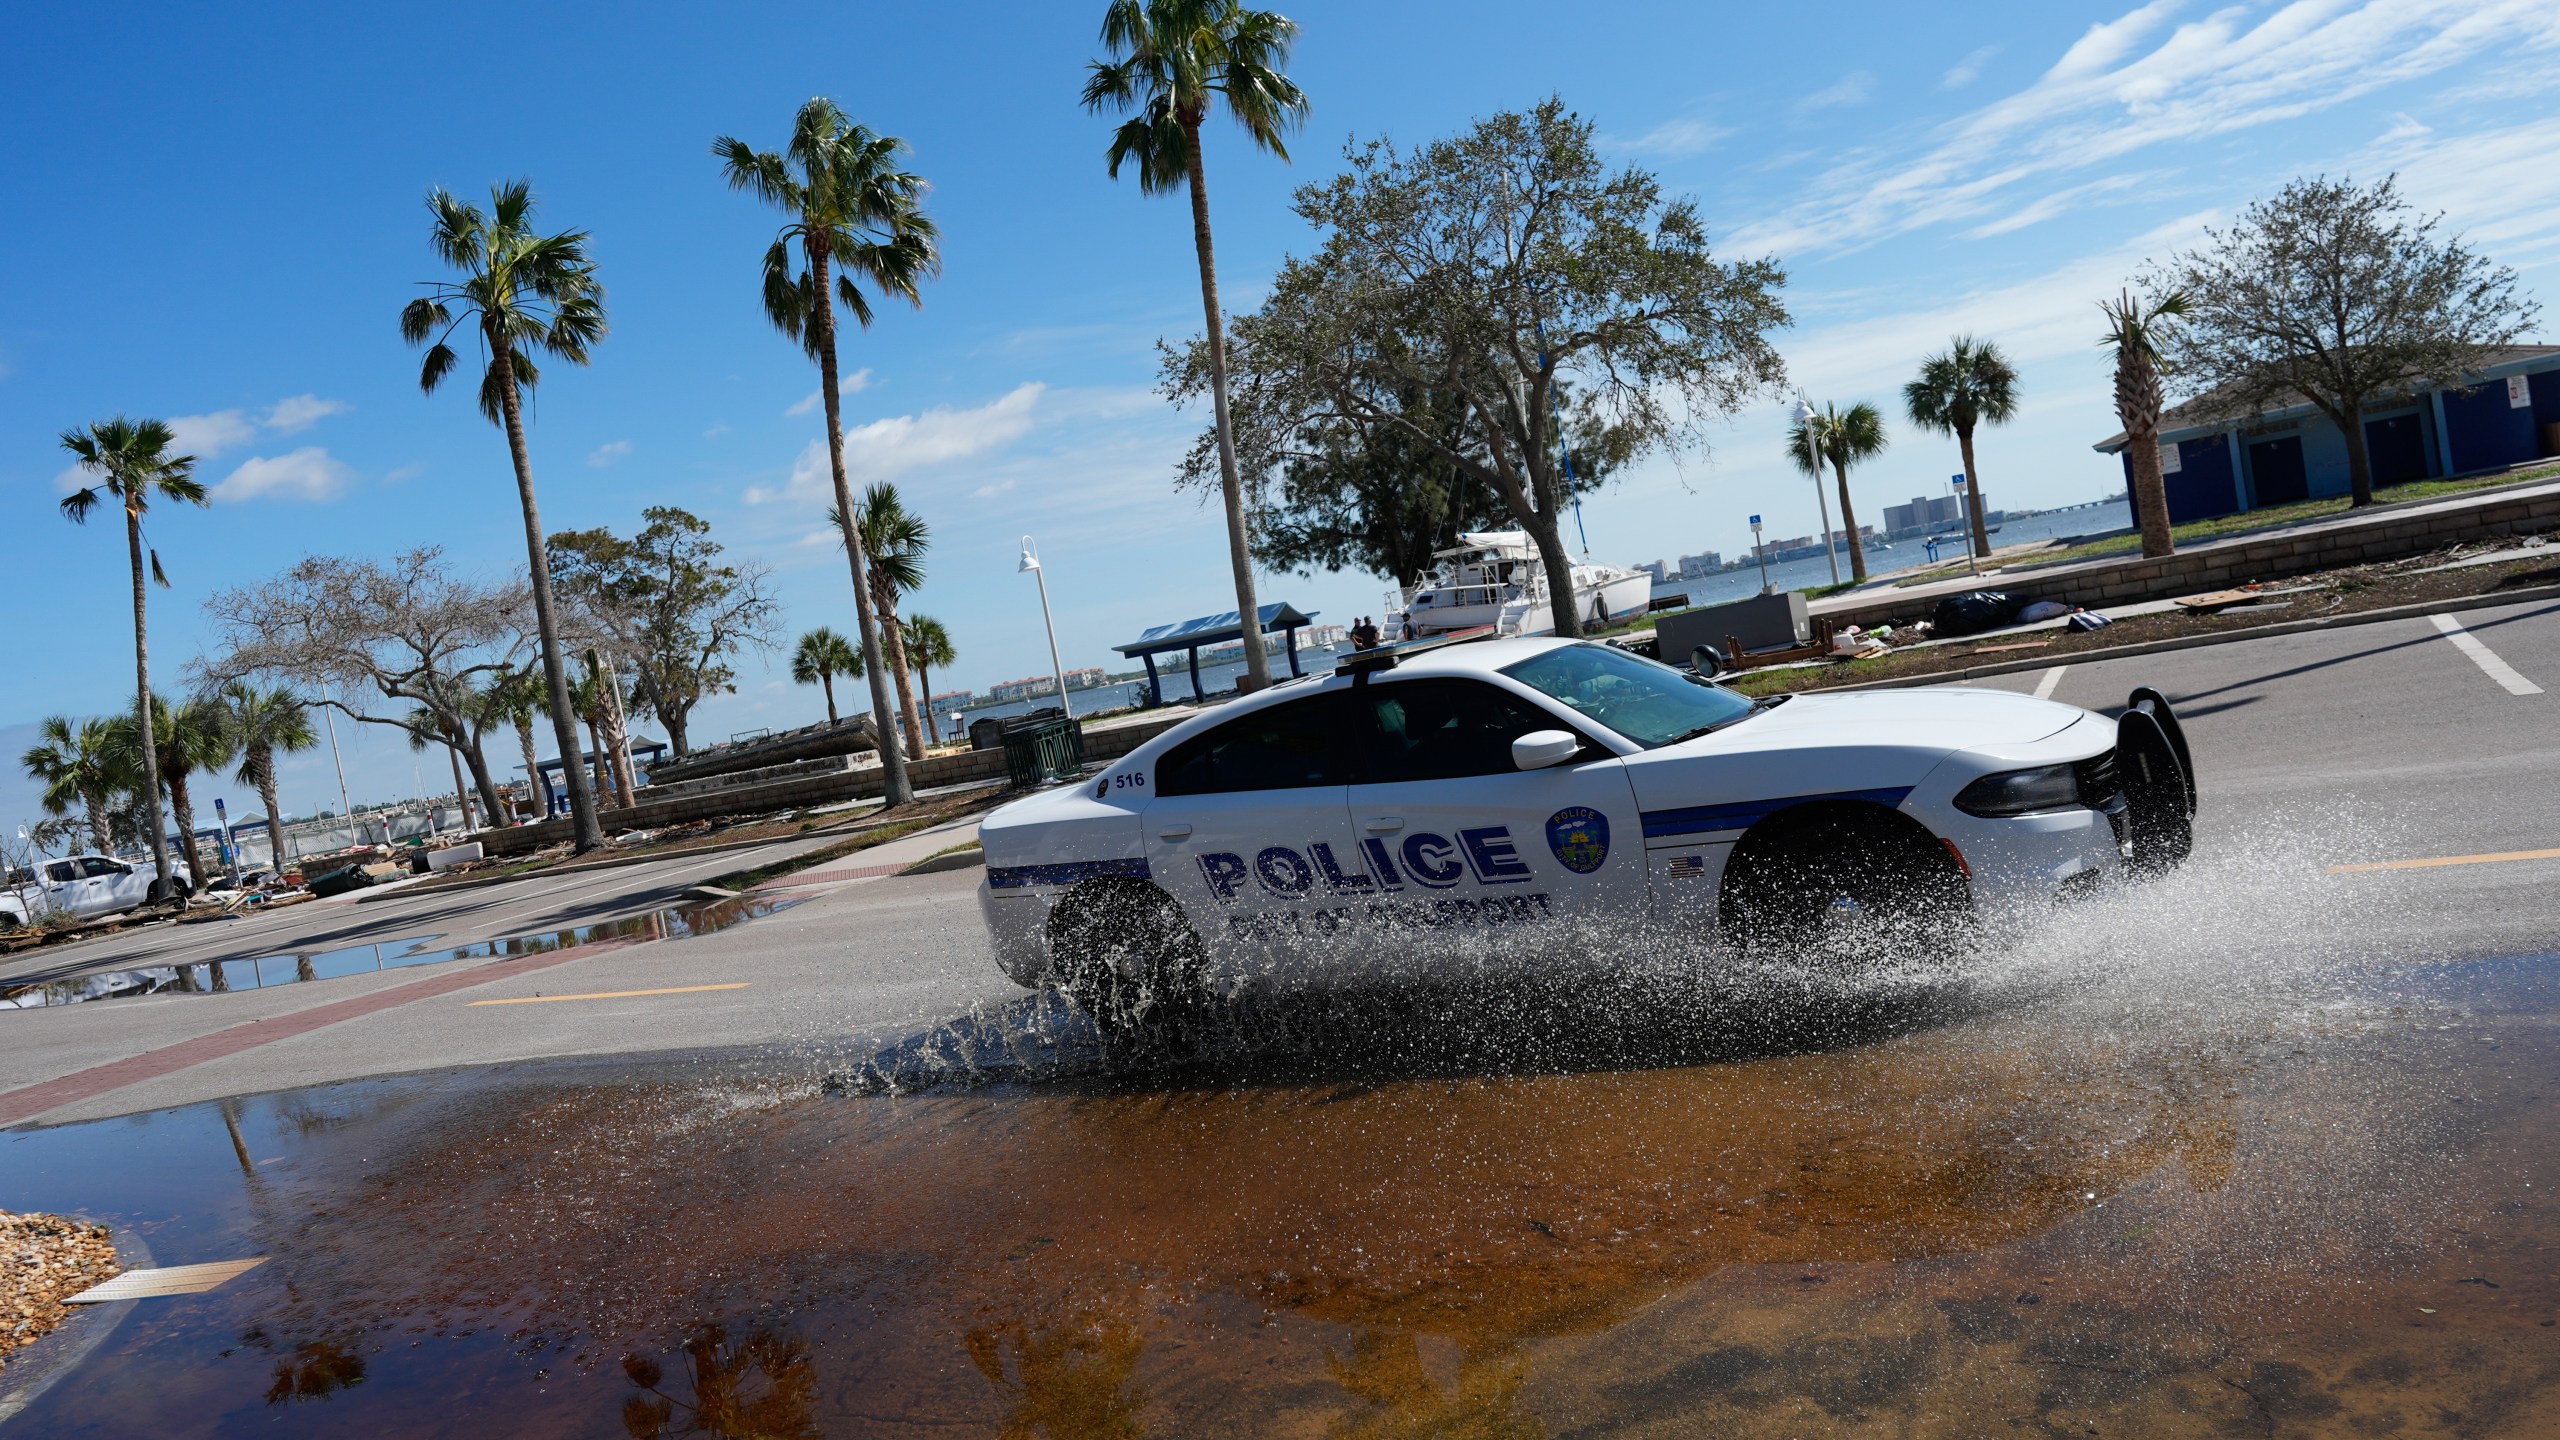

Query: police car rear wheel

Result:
[1049,880,1210,1041]
[1719,808,1967,967]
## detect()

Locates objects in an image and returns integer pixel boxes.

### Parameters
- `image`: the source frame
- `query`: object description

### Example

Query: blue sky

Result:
[6,0,2558,829]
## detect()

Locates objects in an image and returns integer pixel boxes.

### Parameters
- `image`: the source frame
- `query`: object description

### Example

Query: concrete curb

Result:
[899,846,987,877]
[1807,582,2560,693]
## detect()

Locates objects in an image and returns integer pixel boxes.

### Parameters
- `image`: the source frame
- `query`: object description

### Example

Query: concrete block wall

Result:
[476,710,1193,857]
[1816,486,2560,633]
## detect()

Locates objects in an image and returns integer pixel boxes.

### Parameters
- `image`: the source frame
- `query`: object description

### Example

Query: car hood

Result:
[1700,687,2088,751]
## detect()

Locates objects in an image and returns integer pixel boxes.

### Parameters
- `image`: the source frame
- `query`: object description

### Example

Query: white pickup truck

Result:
[0,854,191,931]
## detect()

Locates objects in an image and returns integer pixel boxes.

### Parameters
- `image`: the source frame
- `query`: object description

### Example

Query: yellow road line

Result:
[2330,848,2560,874]
[467,982,751,1006]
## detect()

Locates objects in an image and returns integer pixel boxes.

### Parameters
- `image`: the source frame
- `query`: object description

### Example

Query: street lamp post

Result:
[1795,398,1841,587]
[1750,513,1771,595]
[1018,537,1074,719]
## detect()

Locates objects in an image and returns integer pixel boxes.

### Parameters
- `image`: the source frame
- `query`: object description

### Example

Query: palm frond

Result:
[59,486,100,524]
[149,547,170,588]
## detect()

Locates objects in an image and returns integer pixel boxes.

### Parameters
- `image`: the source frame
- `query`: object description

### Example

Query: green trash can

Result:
[1001,715,1085,789]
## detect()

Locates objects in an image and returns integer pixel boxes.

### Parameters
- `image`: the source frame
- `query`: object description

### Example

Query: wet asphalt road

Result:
[3,596,2557,1128]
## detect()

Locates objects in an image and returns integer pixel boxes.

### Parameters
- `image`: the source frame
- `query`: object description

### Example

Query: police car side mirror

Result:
[1511,730,1581,771]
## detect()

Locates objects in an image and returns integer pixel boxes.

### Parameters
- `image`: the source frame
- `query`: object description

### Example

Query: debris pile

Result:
[2,1210,120,1367]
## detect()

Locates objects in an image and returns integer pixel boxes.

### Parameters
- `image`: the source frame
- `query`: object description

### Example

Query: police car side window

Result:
[1360,680,1565,784]
[1155,695,1346,797]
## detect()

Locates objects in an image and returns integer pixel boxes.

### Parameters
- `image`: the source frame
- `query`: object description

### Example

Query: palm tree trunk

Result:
[2128,427,2176,558]
[1958,426,1992,560]
[1181,116,1270,693]
[255,754,286,872]
[491,344,603,850]
[124,507,172,894]
[83,786,113,857]
[1830,457,1869,583]
[167,771,203,891]
[445,741,473,829]
[514,719,539,821]
[585,716,619,807]
[809,238,913,806]
[916,660,936,745]
[872,584,926,757]
[821,674,839,726]
[586,651,638,803]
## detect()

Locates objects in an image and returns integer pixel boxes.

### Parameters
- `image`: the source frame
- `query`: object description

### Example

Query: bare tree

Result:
[1189,99,1789,635]
[197,548,528,823]
[2161,175,2537,508]
[548,507,779,757]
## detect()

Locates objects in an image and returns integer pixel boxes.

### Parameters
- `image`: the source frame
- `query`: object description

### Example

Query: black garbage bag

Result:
[306,864,374,898]
[1931,590,2029,637]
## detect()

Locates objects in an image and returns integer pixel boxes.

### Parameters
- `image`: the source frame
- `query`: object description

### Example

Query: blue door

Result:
[2247,435,2309,506]
[2364,413,2428,487]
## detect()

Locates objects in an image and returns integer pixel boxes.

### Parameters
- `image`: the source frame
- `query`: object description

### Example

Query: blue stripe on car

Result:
[986,857,1154,889]
[1640,786,1914,840]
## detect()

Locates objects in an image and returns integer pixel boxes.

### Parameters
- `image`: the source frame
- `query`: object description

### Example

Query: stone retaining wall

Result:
[1815,485,2560,631]
[478,710,1191,857]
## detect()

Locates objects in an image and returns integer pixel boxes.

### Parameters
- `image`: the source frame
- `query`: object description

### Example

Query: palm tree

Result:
[399,708,482,827]
[791,627,862,725]
[399,180,607,851]
[482,666,548,819]
[1083,0,1309,694]
[22,716,126,855]
[830,483,930,756]
[716,100,940,807]
[105,693,235,892]
[216,682,318,872]
[903,615,957,745]
[59,417,206,895]
[1903,337,2020,562]
[2101,289,2191,559]
[1787,402,1889,584]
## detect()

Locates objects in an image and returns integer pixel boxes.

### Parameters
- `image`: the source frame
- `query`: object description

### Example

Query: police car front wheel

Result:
[1048,880,1211,1039]
[1717,806,1969,966]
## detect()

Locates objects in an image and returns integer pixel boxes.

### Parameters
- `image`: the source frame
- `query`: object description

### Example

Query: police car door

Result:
[1142,689,1369,971]
[1345,676,1642,956]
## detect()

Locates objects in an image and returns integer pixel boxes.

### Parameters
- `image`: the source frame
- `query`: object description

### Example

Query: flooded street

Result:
[5,884,2555,1437]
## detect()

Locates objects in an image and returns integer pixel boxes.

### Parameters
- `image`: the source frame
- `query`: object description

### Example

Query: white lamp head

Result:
[1793,398,1817,425]
[1017,536,1040,573]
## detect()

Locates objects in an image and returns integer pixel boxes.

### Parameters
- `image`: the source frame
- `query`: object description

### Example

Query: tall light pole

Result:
[1018,537,1074,718]
[317,680,354,822]
[1795,397,1841,587]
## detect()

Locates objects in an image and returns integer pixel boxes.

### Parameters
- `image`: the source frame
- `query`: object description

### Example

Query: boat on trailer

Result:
[1394,531,1654,638]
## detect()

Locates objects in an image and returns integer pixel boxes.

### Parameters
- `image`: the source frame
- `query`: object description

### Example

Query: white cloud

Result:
[1614,116,1733,157]
[1796,71,1874,113]
[1942,45,1999,89]
[787,368,871,417]
[262,394,348,433]
[971,479,1017,500]
[763,382,1046,504]
[1730,0,2560,258]
[167,409,257,458]
[703,423,731,439]
[586,439,634,468]
[2368,111,2560,268]
[384,461,427,484]
[213,447,353,503]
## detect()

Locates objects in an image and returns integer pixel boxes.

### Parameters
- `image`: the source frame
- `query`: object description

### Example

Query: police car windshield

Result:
[1500,643,1758,748]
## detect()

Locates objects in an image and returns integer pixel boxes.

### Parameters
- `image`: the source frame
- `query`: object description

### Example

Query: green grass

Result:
[1997,467,2560,572]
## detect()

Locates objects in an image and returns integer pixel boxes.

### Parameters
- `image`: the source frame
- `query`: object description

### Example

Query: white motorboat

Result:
[1393,531,1655,638]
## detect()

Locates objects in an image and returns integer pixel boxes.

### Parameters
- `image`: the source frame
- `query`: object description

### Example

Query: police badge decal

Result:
[1544,806,1610,874]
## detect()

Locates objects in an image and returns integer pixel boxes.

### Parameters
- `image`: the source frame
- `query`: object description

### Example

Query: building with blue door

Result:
[2091,346,2560,527]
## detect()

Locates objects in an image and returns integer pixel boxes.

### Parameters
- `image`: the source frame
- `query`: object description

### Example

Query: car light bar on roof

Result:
[1334,627,1499,675]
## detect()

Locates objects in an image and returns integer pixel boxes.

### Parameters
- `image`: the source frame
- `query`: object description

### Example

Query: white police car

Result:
[977,635,2194,1025]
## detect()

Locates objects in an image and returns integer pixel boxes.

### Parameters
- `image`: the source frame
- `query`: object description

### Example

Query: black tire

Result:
[1718,805,1969,966]
[1047,880,1210,1044]
[2117,707,2193,876]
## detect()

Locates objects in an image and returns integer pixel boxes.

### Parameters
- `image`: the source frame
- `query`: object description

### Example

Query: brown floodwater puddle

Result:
[0,954,2553,1437]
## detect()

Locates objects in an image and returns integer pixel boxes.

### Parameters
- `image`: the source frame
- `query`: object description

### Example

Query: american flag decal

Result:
[1666,854,1706,880]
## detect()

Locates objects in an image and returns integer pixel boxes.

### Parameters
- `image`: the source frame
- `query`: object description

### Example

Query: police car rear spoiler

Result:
[1335,626,1500,676]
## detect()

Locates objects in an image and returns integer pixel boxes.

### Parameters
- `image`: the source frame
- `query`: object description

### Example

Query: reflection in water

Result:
[620,1326,817,1440]
[1326,1333,1540,1440]
[263,1337,368,1405]
[965,1316,1151,1440]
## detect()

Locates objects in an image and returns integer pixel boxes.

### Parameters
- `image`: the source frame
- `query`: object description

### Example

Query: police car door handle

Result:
[1156,823,1194,840]
[1363,816,1404,833]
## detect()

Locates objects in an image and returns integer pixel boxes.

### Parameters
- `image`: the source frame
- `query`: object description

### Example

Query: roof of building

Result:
[2090,344,2560,453]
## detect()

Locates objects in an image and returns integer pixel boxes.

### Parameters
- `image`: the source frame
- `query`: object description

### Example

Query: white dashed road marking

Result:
[2430,614,2544,696]
[2032,665,2068,701]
